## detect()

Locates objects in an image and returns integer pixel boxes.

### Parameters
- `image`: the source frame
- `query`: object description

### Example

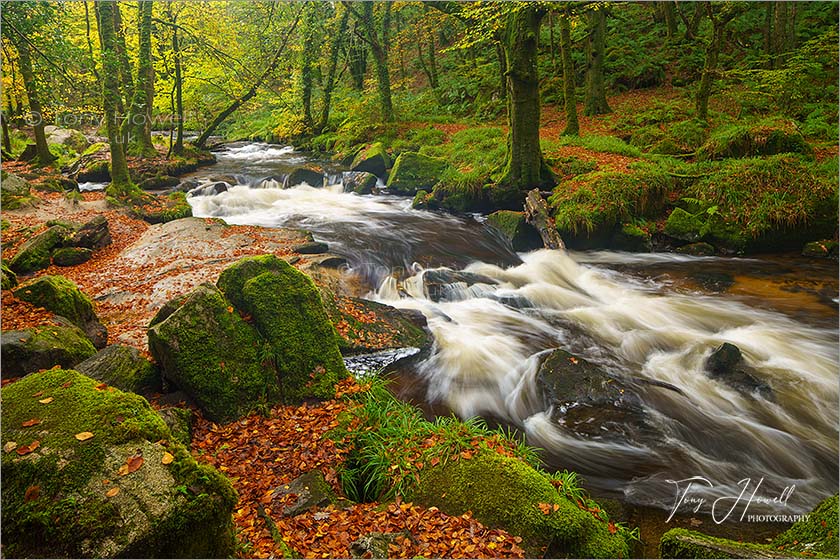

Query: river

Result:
[186,142,838,521]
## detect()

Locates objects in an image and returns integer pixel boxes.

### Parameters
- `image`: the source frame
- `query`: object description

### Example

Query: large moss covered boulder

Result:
[351,142,390,177]
[0,368,236,558]
[147,283,276,423]
[14,275,107,349]
[385,151,448,195]
[697,119,813,161]
[486,210,542,251]
[8,225,70,275]
[342,171,378,195]
[66,215,112,250]
[1,325,96,378]
[1,172,34,209]
[664,207,704,243]
[285,166,324,188]
[75,344,160,395]
[411,449,630,558]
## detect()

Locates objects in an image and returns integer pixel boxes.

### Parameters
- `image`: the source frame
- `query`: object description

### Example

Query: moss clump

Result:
[411,189,433,210]
[1,368,236,558]
[8,225,70,274]
[76,159,111,182]
[351,142,391,177]
[612,223,652,252]
[75,344,160,395]
[486,210,542,251]
[132,192,193,224]
[14,275,96,328]
[697,118,813,161]
[802,239,839,258]
[1,325,97,378]
[2,261,18,290]
[147,283,276,423]
[239,267,348,402]
[1,172,36,209]
[52,247,93,267]
[385,151,448,195]
[772,494,839,558]
[664,207,704,242]
[216,253,289,311]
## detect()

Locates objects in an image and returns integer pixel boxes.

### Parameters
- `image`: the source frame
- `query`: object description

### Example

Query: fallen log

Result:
[524,188,565,250]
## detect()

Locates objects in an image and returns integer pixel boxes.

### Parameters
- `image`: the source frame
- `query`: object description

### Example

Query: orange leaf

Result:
[106,487,120,498]
[16,440,40,455]
[24,485,40,502]
[95,383,107,390]
[161,452,174,465]
[75,432,95,442]
[61,381,73,388]
[21,418,41,427]
[608,521,617,534]
[32,391,43,398]
[430,457,440,467]
[537,503,552,515]
[127,455,144,473]
[227,306,234,313]
[38,397,54,404]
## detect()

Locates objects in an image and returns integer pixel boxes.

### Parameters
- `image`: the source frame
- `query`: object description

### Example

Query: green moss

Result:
[612,223,652,252]
[486,210,542,251]
[8,225,70,274]
[1,369,235,558]
[351,142,391,176]
[411,189,432,209]
[2,261,18,290]
[1,325,97,377]
[321,294,429,354]
[385,151,448,195]
[411,449,629,558]
[76,344,160,395]
[1,172,36,209]
[773,495,839,557]
[216,254,289,311]
[240,268,348,402]
[133,192,193,224]
[697,118,813,161]
[52,247,93,267]
[664,207,704,242]
[148,284,275,423]
[803,239,839,258]
[14,275,96,328]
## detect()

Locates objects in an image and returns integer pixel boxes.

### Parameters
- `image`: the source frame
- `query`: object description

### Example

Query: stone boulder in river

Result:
[385,151,448,195]
[1,368,236,558]
[342,171,377,195]
[704,342,773,400]
[351,142,390,177]
[13,275,108,349]
[285,166,324,188]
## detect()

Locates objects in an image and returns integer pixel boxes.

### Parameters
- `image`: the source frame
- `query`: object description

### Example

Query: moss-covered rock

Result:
[351,142,390,177]
[410,449,630,558]
[75,344,160,394]
[1,326,96,378]
[239,267,348,402]
[65,216,112,250]
[0,368,236,558]
[157,406,193,448]
[664,207,704,242]
[1,172,35,209]
[44,125,90,153]
[697,119,813,161]
[342,171,378,195]
[2,261,18,290]
[611,223,652,252]
[13,275,107,349]
[147,283,276,423]
[802,240,839,258]
[8,225,70,275]
[411,189,435,210]
[486,211,543,251]
[52,247,94,266]
[286,167,324,188]
[772,494,838,557]
[385,151,448,196]
[676,242,716,256]
[137,175,180,191]
[216,254,289,311]
[76,158,111,183]
[322,294,430,354]
[133,192,193,224]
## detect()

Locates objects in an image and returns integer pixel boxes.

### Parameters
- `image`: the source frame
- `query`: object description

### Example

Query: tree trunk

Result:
[347,29,367,91]
[112,3,133,114]
[524,188,565,250]
[427,32,439,89]
[83,0,100,80]
[695,20,724,121]
[548,11,557,72]
[662,1,678,38]
[317,8,350,133]
[125,0,155,156]
[584,7,611,116]
[2,112,12,154]
[497,7,554,191]
[300,3,319,130]
[559,11,579,136]
[96,0,133,193]
[495,42,507,101]
[171,5,184,155]
[195,13,300,148]
[15,40,55,165]
[357,2,394,122]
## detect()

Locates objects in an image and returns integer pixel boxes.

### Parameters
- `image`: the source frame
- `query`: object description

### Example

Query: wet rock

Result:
[304,254,348,269]
[385,151,448,195]
[138,175,180,191]
[285,167,324,188]
[342,171,377,194]
[66,215,112,250]
[611,224,652,252]
[664,208,703,242]
[293,241,329,254]
[704,343,773,400]
[147,283,275,423]
[537,349,649,442]
[689,270,734,292]
[76,159,110,182]
[13,275,108,349]
[171,179,201,193]
[270,471,341,517]
[1,172,33,209]
[187,181,229,197]
[676,242,715,256]
[487,211,543,252]
[1,325,96,378]
[208,174,239,185]
[349,533,403,559]
[802,240,838,259]
[351,142,390,177]
[52,247,93,266]
[1,368,236,558]
[75,344,160,394]
[421,269,499,302]
[323,295,431,355]
[8,225,70,274]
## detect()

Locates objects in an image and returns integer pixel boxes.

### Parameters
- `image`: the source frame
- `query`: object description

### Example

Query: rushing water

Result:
[188,142,838,514]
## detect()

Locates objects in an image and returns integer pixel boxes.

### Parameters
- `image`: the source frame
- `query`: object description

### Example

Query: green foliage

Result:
[696,117,812,161]
[558,134,642,158]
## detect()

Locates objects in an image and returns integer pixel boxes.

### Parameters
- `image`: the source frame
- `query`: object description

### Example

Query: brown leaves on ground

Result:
[191,379,525,558]
[0,291,62,332]
[16,440,40,455]
[75,432,94,441]
[117,454,144,476]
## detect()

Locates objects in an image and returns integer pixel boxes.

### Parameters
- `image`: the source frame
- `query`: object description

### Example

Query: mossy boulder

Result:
[137,175,180,191]
[661,494,838,558]
[44,125,90,153]
[1,172,35,209]
[133,192,193,224]
[322,295,430,354]
[0,368,236,558]
[664,207,704,243]
[802,240,839,258]
[611,223,652,252]
[75,344,160,395]
[157,407,193,447]
[385,151,448,196]
[342,171,378,194]
[147,283,276,423]
[13,275,107,349]
[676,242,716,256]
[351,142,390,177]
[2,261,18,290]
[1,325,96,379]
[286,167,324,188]
[411,189,435,210]
[410,448,630,558]
[237,266,349,402]
[486,211,543,251]
[76,159,111,183]
[697,119,813,161]
[8,225,71,275]
[216,254,290,311]
[52,247,94,266]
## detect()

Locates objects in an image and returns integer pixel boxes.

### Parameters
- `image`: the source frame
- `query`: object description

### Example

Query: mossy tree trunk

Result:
[661,1,678,38]
[300,2,320,131]
[497,6,554,191]
[112,3,133,115]
[316,7,350,133]
[559,9,579,136]
[14,40,55,165]
[347,28,368,91]
[170,4,185,156]
[95,0,133,194]
[695,3,743,121]
[583,6,611,116]
[124,0,156,157]
[349,1,394,122]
